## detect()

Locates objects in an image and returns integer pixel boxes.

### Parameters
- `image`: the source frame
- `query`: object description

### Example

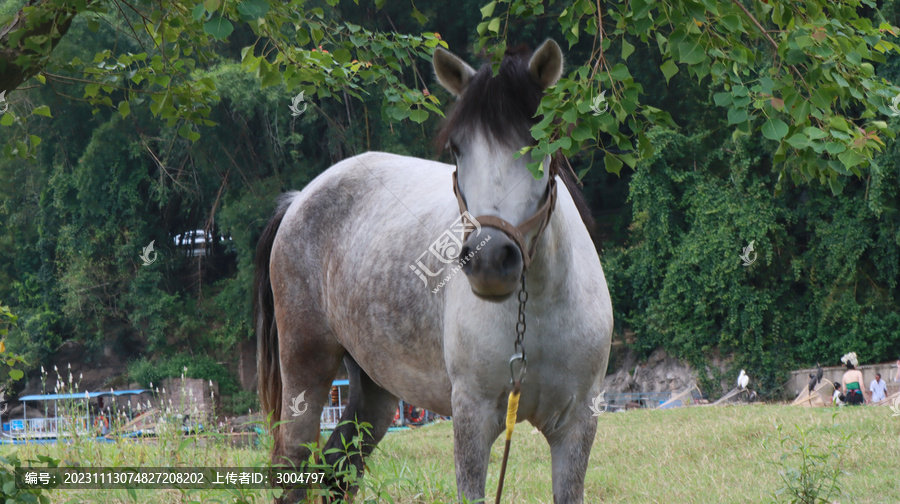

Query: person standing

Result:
[869,373,888,403]
[895,359,900,382]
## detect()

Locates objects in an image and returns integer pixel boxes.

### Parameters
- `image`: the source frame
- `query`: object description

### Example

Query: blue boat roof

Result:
[19,389,152,402]
[332,380,349,386]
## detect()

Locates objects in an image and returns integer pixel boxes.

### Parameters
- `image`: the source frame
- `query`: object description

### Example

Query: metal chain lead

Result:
[509,275,528,384]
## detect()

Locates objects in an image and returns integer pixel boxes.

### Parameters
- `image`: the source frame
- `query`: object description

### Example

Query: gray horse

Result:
[255,39,613,503]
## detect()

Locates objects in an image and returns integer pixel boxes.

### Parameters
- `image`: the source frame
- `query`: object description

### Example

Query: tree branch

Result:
[731,0,807,87]
[0,0,98,94]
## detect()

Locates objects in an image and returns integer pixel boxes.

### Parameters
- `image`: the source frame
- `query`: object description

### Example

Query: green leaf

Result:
[609,63,631,81]
[604,152,623,175]
[824,142,846,155]
[297,28,310,45]
[237,0,269,20]
[0,114,13,127]
[333,48,352,65]
[389,106,410,121]
[621,39,635,61]
[9,369,23,380]
[638,132,654,158]
[678,39,705,65]
[571,122,593,142]
[828,176,845,195]
[727,108,747,125]
[191,4,206,21]
[761,118,789,141]
[408,109,428,123]
[258,60,282,88]
[204,0,220,12]
[33,105,51,117]
[480,1,497,18]
[203,17,234,40]
[411,6,427,25]
[720,14,742,32]
[837,149,865,169]
[790,100,810,122]
[786,133,809,149]
[526,159,544,178]
[311,26,324,44]
[804,126,827,140]
[660,60,679,83]
[118,101,130,118]
[713,92,732,106]
[487,17,501,34]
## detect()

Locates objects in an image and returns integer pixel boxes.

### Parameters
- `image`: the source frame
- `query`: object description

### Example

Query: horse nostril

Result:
[459,245,473,268]
[499,244,520,272]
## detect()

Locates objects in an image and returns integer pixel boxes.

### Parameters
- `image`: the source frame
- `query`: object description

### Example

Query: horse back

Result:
[269,152,456,413]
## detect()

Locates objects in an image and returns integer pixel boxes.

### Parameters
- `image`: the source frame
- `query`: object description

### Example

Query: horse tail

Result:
[255,192,298,428]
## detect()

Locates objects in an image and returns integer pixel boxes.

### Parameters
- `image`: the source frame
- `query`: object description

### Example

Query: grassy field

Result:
[5,404,899,503]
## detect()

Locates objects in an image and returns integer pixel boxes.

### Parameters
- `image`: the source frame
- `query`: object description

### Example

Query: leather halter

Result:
[451,157,558,271]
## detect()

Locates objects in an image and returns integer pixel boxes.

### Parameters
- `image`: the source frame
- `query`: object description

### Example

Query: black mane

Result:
[435,44,543,151]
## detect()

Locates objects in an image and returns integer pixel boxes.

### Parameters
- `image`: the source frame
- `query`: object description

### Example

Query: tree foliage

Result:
[474,0,900,192]
[3,0,899,189]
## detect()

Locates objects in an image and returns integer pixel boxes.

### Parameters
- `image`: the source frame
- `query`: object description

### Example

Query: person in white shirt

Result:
[869,373,888,403]
[832,382,844,407]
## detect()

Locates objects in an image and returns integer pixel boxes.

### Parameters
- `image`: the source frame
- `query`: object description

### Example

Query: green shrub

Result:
[128,353,240,395]
[766,413,849,504]
[227,389,261,415]
[0,453,56,504]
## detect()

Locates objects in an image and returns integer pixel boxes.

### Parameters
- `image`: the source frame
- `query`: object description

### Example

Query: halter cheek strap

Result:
[451,162,558,271]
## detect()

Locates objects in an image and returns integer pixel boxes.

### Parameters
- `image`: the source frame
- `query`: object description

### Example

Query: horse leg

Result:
[451,390,505,503]
[320,355,398,499]
[275,327,345,504]
[543,401,597,504]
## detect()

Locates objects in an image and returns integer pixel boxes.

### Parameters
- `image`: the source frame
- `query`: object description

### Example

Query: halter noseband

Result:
[451,157,558,271]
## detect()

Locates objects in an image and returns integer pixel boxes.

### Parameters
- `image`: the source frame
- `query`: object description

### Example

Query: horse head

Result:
[433,40,564,301]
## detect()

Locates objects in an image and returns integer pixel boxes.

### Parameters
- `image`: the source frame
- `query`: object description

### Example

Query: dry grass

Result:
[7,404,900,503]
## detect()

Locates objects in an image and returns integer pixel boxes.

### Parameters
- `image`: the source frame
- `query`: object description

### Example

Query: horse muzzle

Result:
[450,166,558,302]
[459,228,522,301]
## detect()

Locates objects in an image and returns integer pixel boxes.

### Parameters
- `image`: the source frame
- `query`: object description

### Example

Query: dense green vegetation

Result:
[128,353,241,395]
[0,0,898,402]
[604,128,900,393]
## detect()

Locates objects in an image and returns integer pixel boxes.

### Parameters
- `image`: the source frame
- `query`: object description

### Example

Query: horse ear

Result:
[433,47,476,97]
[528,39,564,90]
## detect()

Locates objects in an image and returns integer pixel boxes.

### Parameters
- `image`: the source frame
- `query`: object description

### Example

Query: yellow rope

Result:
[505,389,520,440]
[495,382,521,504]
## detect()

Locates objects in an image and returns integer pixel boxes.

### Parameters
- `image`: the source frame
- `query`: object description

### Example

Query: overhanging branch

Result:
[0,0,97,94]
